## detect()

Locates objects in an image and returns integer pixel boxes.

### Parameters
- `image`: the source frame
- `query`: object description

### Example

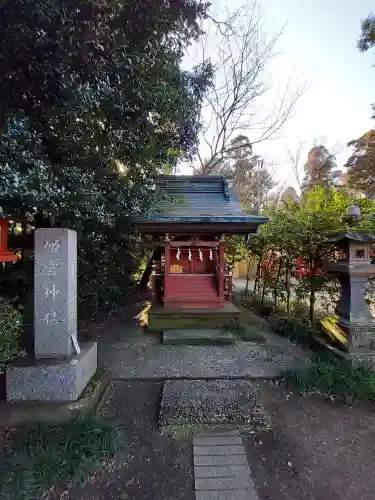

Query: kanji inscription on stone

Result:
[34,228,78,358]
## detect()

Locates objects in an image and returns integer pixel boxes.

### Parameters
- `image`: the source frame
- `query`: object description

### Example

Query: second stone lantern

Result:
[324,205,375,362]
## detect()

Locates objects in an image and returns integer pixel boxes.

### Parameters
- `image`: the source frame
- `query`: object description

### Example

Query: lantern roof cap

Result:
[325,230,375,244]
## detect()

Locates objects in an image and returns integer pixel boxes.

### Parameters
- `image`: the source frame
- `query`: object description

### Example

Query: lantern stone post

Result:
[325,206,375,363]
[6,228,97,401]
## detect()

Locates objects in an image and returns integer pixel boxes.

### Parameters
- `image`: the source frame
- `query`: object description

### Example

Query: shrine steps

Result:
[164,299,224,309]
[147,302,240,331]
[165,273,220,309]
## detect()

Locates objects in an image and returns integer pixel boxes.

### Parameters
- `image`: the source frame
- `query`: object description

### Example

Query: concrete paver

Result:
[194,466,250,478]
[194,445,245,456]
[193,430,259,500]
[193,437,243,446]
[194,455,248,467]
[195,491,252,500]
[195,476,252,490]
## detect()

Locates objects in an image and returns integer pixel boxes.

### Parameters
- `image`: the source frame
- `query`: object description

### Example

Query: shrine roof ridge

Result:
[135,175,268,224]
[135,215,268,223]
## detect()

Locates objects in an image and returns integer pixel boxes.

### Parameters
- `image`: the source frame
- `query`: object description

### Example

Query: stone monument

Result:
[6,228,97,401]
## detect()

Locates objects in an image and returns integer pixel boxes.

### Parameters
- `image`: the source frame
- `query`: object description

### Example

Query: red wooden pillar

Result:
[219,243,225,301]
[164,241,171,301]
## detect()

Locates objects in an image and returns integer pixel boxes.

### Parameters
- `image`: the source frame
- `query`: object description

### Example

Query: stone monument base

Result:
[6,342,97,402]
[338,321,375,352]
[350,351,375,368]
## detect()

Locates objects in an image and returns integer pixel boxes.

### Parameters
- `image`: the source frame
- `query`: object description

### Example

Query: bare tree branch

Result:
[194,0,307,175]
[285,141,306,192]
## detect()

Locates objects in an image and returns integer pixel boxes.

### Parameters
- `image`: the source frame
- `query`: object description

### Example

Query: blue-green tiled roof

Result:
[139,175,267,225]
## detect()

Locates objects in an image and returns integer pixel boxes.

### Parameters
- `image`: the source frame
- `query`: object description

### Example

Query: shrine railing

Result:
[223,273,233,299]
[214,262,233,300]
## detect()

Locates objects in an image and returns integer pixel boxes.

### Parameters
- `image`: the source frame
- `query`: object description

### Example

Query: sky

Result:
[181,0,375,190]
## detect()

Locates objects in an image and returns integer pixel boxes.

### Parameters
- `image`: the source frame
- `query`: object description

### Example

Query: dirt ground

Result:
[76,306,375,500]
[3,377,375,499]
[69,381,194,500]
[4,300,375,499]
[68,378,375,500]
[245,381,375,500]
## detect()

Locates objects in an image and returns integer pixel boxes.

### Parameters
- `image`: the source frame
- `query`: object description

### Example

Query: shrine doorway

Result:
[169,246,214,275]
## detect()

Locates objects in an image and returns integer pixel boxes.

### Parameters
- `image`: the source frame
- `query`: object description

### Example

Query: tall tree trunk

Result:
[273,256,283,310]
[285,257,291,316]
[254,257,261,294]
[261,251,274,304]
[245,257,253,295]
[309,258,317,330]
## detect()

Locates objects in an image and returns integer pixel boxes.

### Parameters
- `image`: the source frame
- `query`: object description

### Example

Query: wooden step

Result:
[170,290,217,297]
[163,329,235,345]
[148,302,240,330]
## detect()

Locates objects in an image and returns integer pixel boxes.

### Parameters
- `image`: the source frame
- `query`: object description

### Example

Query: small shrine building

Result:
[135,175,267,311]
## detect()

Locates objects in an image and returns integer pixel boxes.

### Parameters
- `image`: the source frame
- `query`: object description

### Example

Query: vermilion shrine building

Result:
[136,176,267,314]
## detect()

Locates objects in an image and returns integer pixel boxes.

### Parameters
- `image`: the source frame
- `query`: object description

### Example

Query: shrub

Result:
[0,416,126,500]
[241,292,274,317]
[284,357,375,403]
[278,317,313,345]
[221,319,246,335]
[0,298,24,374]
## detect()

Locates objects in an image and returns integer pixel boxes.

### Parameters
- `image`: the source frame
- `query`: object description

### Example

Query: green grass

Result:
[163,420,273,440]
[284,357,375,403]
[221,318,267,343]
[0,415,125,500]
[220,319,246,335]
[79,368,105,400]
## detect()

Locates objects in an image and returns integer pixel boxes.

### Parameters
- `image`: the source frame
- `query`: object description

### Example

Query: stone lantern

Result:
[325,205,375,361]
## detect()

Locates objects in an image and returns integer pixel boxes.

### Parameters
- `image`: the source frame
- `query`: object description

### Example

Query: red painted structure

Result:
[149,237,233,309]
[0,216,18,262]
[135,176,267,309]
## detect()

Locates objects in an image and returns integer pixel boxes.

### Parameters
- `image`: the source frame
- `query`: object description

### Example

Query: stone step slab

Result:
[193,436,243,446]
[195,476,252,490]
[195,490,256,500]
[194,445,246,456]
[163,329,235,346]
[193,428,259,500]
[194,455,248,467]
[194,466,250,478]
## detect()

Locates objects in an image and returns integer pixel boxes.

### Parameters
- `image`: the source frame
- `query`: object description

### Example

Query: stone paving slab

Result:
[193,428,259,500]
[159,379,266,425]
[99,339,310,379]
[195,490,256,500]
[194,436,243,446]
[195,476,252,490]
[194,455,248,467]
[163,329,235,346]
[194,429,240,437]
[194,445,246,456]
[194,466,250,478]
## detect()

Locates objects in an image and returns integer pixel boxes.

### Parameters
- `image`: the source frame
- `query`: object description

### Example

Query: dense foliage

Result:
[0,298,24,374]
[234,186,375,328]
[345,130,375,196]
[284,357,375,403]
[302,145,340,191]
[344,12,375,194]
[0,0,213,311]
